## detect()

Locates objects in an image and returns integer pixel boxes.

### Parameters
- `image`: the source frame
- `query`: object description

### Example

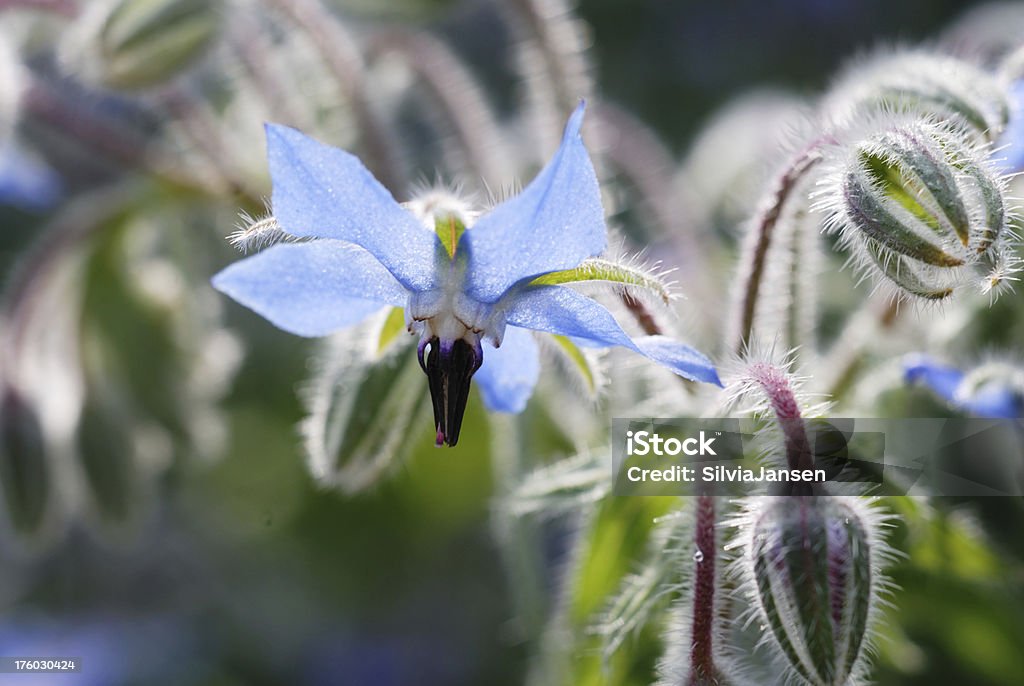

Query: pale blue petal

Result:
[475,325,540,413]
[212,240,407,337]
[0,144,63,211]
[463,102,606,303]
[265,124,439,292]
[962,385,1022,418]
[903,354,963,402]
[994,80,1024,173]
[505,286,721,386]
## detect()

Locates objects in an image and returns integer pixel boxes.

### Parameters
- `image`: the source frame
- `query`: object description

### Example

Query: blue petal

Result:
[475,325,540,413]
[903,354,963,402]
[212,240,407,337]
[463,102,606,303]
[505,286,721,386]
[994,80,1024,174]
[0,144,63,211]
[962,384,1022,418]
[265,124,439,292]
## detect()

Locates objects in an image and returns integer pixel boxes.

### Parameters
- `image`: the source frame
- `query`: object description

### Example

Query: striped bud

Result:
[823,51,1010,143]
[64,0,221,90]
[0,386,51,538]
[815,115,1017,300]
[735,496,891,686]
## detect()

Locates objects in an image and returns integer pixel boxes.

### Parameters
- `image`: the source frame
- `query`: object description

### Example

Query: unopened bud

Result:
[823,51,1010,143]
[0,386,50,537]
[64,0,222,90]
[816,116,1017,300]
[737,496,890,686]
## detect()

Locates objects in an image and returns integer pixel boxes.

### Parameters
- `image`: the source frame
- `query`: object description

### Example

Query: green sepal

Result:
[376,307,407,354]
[0,389,50,537]
[550,334,599,396]
[845,163,963,268]
[99,0,221,89]
[865,240,954,300]
[304,322,431,494]
[877,131,970,245]
[435,212,467,260]
[529,258,672,303]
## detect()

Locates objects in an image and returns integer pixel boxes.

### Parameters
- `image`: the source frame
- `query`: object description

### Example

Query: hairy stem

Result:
[229,8,308,128]
[689,493,717,684]
[731,140,827,355]
[268,0,407,194]
[822,297,902,400]
[367,30,507,185]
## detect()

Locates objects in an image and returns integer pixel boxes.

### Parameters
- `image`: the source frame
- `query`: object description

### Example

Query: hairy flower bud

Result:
[815,115,1018,300]
[63,0,222,90]
[0,386,50,537]
[823,51,1011,143]
[733,496,894,686]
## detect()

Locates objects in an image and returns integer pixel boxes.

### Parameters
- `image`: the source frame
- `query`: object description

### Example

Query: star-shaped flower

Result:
[213,103,720,446]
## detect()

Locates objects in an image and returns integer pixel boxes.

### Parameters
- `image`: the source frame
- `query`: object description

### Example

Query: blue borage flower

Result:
[904,354,1023,418]
[213,102,721,446]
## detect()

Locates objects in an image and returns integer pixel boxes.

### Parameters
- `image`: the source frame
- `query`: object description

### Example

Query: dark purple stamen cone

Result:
[418,337,482,447]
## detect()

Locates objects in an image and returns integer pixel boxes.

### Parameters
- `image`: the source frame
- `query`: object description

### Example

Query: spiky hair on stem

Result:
[724,496,902,686]
[653,497,757,686]
[721,343,831,422]
[811,109,1021,304]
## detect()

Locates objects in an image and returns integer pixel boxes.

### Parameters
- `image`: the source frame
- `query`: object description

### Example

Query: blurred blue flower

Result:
[904,354,1023,418]
[996,80,1024,173]
[214,102,720,445]
[0,144,63,212]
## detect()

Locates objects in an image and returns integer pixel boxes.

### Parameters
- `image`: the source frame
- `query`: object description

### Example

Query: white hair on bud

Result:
[821,47,1011,143]
[812,107,1021,304]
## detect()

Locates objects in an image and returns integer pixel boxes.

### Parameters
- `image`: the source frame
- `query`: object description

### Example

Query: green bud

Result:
[302,315,432,494]
[824,51,1010,143]
[0,386,51,537]
[738,497,891,686]
[818,116,1016,300]
[77,391,141,525]
[68,0,222,90]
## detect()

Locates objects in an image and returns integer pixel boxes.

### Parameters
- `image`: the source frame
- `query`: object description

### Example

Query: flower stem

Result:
[731,140,827,355]
[366,30,507,185]
[267,0,407,194]
[688,493,717,684]
[822,297,902,400]
[747,361,815,477]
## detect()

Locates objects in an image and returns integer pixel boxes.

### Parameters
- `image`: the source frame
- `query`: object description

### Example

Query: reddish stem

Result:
[689,493,717,684]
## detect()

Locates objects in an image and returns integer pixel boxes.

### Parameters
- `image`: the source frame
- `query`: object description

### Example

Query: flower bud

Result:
[736,496,891,686]
[77,392,141,525]
[64,0,222,90]
[823,51,1011,143]
[0,385,51,537]
[816,115,1017,300]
